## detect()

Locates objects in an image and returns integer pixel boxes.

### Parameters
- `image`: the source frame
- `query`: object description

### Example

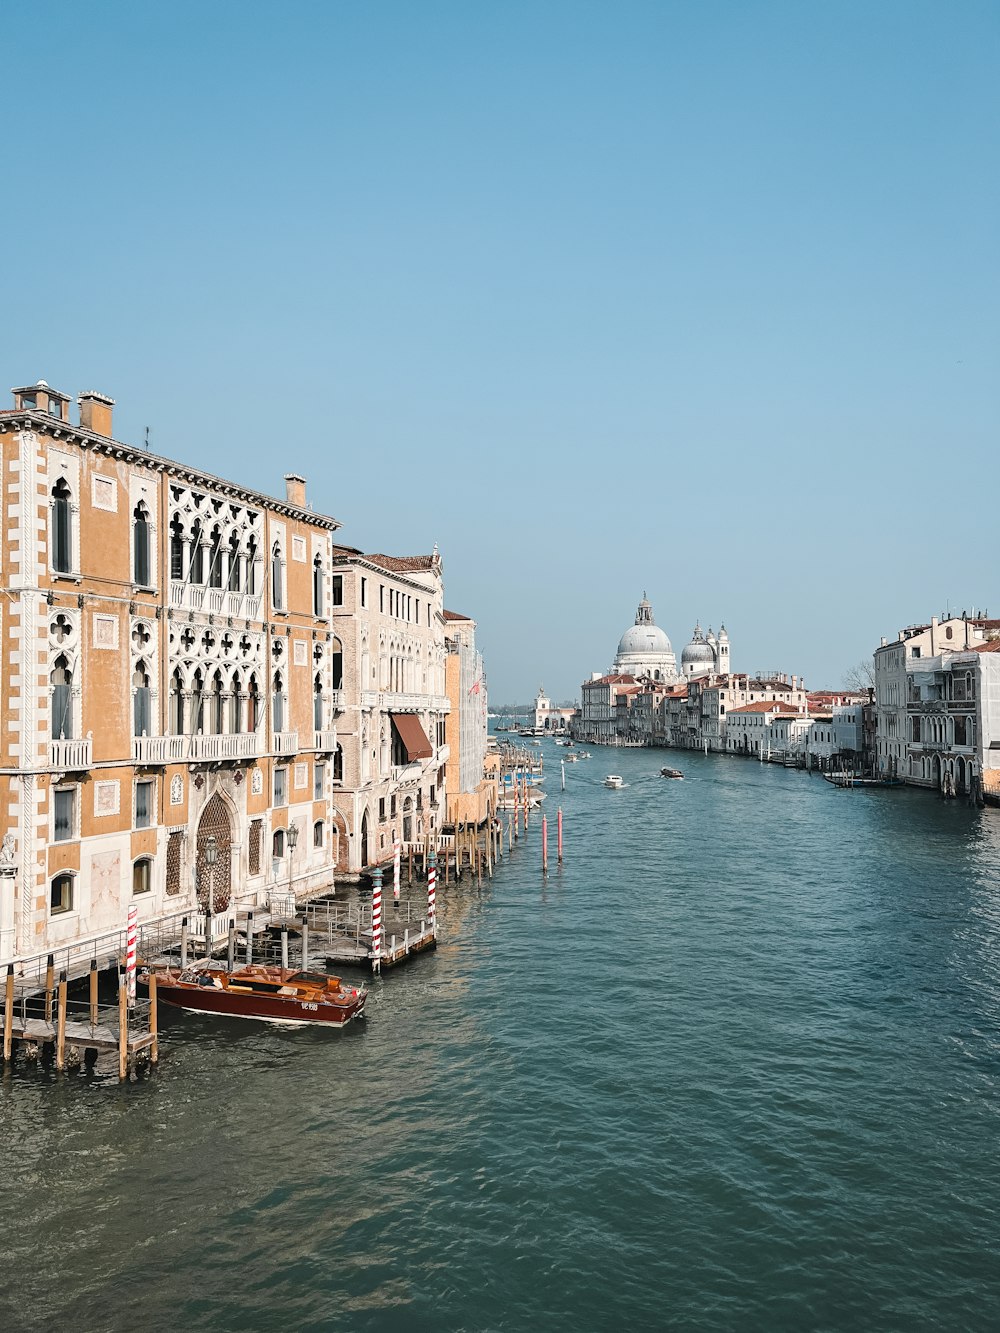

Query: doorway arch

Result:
[197,792,233,911]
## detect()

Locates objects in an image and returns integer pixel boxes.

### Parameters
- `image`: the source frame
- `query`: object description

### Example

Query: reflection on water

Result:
[2,747,1000,1332]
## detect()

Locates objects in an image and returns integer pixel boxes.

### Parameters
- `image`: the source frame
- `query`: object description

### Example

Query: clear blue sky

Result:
[5,1,997,702]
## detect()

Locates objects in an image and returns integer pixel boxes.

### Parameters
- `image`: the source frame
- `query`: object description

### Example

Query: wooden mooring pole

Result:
[542,815,548,875]
[4,964,14,1063]
[180,917,189,969]
[44,953,54,1023]
[89,958,99,1028]
[149,971,159,1065]
[55,971,68,1070]
[558,807,564,863]
[117,972,128,1081]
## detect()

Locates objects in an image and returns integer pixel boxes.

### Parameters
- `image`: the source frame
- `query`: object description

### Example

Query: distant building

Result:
[443,610,493,825]
[533,687,575,733]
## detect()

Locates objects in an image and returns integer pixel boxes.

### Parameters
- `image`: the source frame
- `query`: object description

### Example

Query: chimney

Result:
[78,391,115,437]
[284,473,306,507]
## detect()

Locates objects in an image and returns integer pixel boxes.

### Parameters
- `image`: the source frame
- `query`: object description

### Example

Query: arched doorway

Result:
[197,792,233,911]
[360,810,370,869]
[930,754,942,791]
[956,756,967,796]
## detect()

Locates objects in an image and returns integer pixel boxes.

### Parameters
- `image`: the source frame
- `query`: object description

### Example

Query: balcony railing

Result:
[360,691,452,713]
[272,731,299,755]
[133,734,189,764]
[310,730,338,752]
[189,732,260,761]
[169,581,264,623]
[49,737,92,769]
[329,688,345,711]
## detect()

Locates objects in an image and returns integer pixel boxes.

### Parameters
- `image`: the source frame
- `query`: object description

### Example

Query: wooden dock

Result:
[3,963,159,1078]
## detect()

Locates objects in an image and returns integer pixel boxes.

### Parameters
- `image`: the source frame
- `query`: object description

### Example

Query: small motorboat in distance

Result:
[660,767,684,779]
[604,774,626,789]
[148,961,367,1028]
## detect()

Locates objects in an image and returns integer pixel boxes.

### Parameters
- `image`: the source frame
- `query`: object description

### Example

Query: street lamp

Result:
[287,823,299,908]
[204,834,218,955]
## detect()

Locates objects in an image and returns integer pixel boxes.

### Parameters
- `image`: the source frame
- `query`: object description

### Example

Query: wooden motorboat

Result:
[147,962,367,1028]
[660,767,684,779]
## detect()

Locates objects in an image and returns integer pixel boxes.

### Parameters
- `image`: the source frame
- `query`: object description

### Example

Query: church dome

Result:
[681,623,716,669]
[617,621,673,657]
[613,595,678,682]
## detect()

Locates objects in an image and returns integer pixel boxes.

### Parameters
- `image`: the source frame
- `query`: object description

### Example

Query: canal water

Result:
[3,746,1000,1331]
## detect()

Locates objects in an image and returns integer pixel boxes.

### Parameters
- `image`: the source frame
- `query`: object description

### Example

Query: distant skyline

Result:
[5,1,997,699]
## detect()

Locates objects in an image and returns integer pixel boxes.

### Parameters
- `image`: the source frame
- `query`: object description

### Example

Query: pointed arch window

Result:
[313,555,324,617]
[333,744,344,783]
[51,654,73,739]
[271,543,284,610]
[51,479,72,574]
[133,502,151,586]
[133,661,151,737]
[227,532,242,592]
[313,673,324,730]
[191,669,205,733]
[247,674,261,731]
[208,525,223,589]
[169,668,185,734]
[230,672,244,734]
[246,535,258,596]
[272,671,284,733]
[211,670,225,734]
[190,520,205,584]
[331,637,343,690]
[170,515,185,580]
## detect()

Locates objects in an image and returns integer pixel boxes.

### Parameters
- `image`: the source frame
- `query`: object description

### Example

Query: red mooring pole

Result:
[557,806,563,863]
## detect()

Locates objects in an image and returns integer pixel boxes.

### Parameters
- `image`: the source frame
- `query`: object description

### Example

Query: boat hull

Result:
[155,982,366,1027]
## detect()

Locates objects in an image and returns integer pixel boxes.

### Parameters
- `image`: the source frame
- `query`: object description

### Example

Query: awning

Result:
[391,712,433,761]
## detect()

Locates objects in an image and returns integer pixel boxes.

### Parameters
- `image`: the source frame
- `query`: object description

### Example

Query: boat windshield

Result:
[288,971,336,987]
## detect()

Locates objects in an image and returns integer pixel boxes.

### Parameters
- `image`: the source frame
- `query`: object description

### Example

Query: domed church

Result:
[680,622,730,678]
[612,595,679,682]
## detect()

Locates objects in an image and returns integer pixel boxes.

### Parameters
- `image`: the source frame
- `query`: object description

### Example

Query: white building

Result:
[874,614,997,778]
[330,546,451,871]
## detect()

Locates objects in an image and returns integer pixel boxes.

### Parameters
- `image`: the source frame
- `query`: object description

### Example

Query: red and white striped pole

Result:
[558,806,564,862]
[522,779,528,832]
[392,829,401,906]
[126,904,138,1007]
[542,815,548,874]
[371,865,383,974]
[427,847,437,935]
[513,781,519,841]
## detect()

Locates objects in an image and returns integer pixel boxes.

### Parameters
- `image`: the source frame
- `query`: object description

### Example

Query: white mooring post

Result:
[371,865,383,975]
[427,848,437,937]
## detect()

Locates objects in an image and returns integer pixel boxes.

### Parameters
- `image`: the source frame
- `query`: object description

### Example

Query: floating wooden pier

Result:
[3,962,158,1078]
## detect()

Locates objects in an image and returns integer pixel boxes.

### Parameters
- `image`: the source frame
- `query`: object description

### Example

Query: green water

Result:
[2,748,999,1331]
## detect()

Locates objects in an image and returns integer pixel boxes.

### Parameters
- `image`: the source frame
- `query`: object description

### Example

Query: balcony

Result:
[311,730,338,752]
[329,688,345,711]
[360,690,379,708]
[436,744,450,764]
[133,734,189,764]
[272,731,299,755]
[189,732,260,762]
[49,737,92,769]
[393,761,424,785]
[169,581,264,623]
